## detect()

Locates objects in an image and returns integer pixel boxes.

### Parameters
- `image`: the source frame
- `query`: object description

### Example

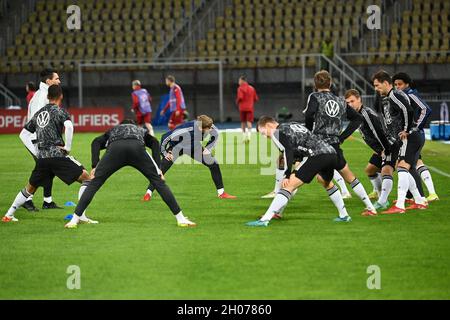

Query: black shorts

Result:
[29,156,84,187]
[382,145,399,168]
[330,144,347,171]
[384,131,424,168]
[294,154,337,183]
[369,153,383,168]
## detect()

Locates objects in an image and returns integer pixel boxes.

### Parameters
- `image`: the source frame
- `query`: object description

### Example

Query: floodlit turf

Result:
[0,132,449,299]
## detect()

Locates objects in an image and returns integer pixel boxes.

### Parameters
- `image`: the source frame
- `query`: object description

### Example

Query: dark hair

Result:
[239,75,247,82]
[372,70,392,84]
[314,70,332,89]
[120,119,136,125]
[47,84,62,100]
[257,116,276,131]
[392,72,413,86]
[40,68,57,84]
[344,89,361,99]
[166,75,175,83]
[26,81,36,91]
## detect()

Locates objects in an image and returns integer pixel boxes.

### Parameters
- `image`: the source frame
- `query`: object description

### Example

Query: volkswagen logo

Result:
[325,100,340,118]
[36,111,50,128]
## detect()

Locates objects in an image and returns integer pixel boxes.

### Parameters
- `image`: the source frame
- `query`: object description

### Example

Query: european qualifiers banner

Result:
[0,107,124,134]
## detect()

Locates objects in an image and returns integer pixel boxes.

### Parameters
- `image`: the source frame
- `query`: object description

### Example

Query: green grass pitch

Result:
[0,132,449,299]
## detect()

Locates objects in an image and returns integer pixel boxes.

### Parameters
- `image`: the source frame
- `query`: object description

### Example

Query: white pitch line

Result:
[350,135,450,178]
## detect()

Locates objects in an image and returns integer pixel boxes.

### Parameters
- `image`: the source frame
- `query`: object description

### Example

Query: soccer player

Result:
[2,85,94,223]
[246,117,351,227]
[392,72,438,202]
[25,81,36,105]
[236,75,259,143]
[303,70,377,216]
[142,115,236,201]
[160,75,186,130]
[344,89,396,213]
[372,70,428,214]
[64,120,195,229]
[19,68,62,211]
[131,80,154,136]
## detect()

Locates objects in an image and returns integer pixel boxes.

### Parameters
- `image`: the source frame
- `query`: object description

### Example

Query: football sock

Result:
[146,189,152,196]
[6,188,31,217]
[408,173,426,205]
[418,165,436,195]
[369,173,382,196]
[175,211,189,223]
[396,168,410,210]
[217,188,224,196]
[334,170,350,195]
[274,168,284,193]
[43,196,52,204]
[27,194,34,202]
[378,175,393,204]
[327,185,349,218]
[261,189,292,221]
[351,178,376,211]
[77,180,90,216]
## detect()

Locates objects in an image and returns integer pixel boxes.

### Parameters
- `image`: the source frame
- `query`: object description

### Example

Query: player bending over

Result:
[247,117,352,227]
[142,115,236,201]
[3,85,95,224]
[344,89,396,214]
[65,119,196,229]
[393,72,438,202]
[372,70,427,214]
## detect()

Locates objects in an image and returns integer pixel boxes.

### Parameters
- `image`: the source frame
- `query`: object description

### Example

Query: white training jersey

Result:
[27,82,49,121]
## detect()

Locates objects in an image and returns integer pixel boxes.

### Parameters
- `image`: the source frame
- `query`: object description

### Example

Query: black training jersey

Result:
[107,124,146,146]
[358,105,394,154]
[24,103,71,158]
[303,91,346,145]
[380,89,414,142]
[273,122,336,176]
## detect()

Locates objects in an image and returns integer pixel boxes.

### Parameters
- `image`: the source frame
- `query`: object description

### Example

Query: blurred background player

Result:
[143,115,236,201]
[25,81,36,105]
[20,68,62,211]
[160,75,186,130]
[392,72,438,202]
[236,75,259,143]
[131,80,154,136]
[3,85,94,223]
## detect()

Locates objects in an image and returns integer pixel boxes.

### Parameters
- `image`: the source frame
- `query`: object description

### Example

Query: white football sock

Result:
[6,189,31,217]
[396,168,410,209]
[217,188,224,196]
[27,194,34,201]
[146,189,152,196]
[274,169,284,193]
[351,178,375,211]
[369,173,382,196]
[408,173,426,205]
[418,165,436,195]
[261,189,292,221]
[378,175,393,204]
[69,214,80,224]
[334,170,350,195]
[78,181,90,216]
[327,185,349,218]
[175,211,188,223]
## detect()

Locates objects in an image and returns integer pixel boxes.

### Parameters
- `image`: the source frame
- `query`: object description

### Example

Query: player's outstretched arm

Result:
[90,133,108,169]
[62,120,74,153]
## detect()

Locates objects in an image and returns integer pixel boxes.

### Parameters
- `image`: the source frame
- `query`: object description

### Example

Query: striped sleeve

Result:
[390,90,413,132]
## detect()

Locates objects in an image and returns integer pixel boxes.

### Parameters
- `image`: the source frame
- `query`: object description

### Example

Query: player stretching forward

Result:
[247,117,351,227]
[65,120,196,229]
[372,70,427,214]
[2,85,94,223]
[304,70,377,216]
[160,75,186,130]
[344,89,396,213]
[142,115,236,201]
[393,72,438,202]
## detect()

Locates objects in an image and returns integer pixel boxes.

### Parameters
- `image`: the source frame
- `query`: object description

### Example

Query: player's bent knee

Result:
[26,183,37,194]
